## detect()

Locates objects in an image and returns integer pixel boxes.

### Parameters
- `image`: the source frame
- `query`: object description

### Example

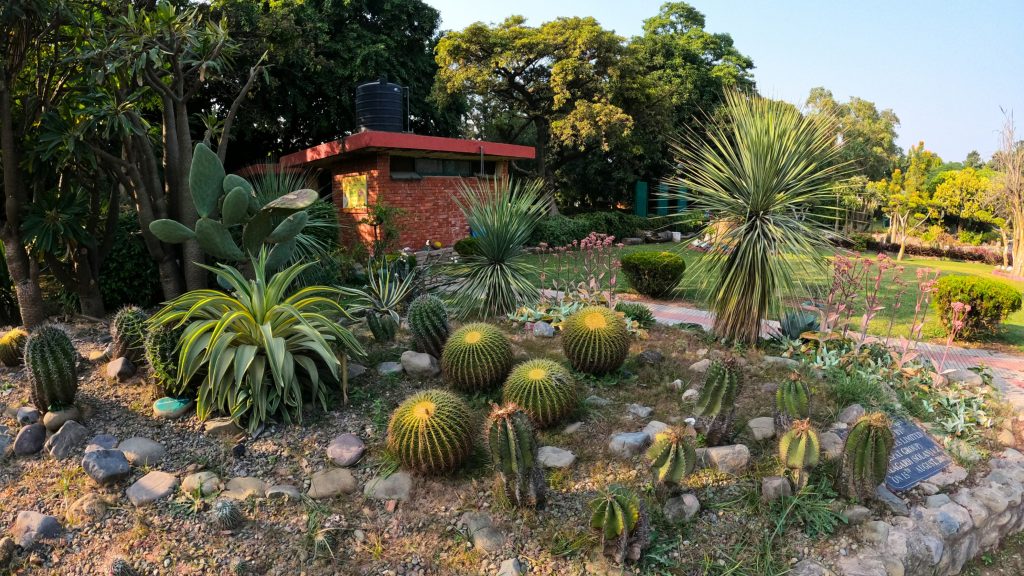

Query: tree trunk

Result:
[1013,223,1023,277]
[533,117,559,216]
[999,228,1010,268]
[74,247,105,317]
[173,101,205,291]
[896,232,907,261]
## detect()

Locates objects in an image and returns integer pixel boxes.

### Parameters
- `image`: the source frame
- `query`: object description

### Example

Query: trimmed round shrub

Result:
[453,237,481,257]
[620,251,686,298]
[614,301,655,329]
[934,276,1022,339]
[387,389,474,474]
[503,359,579,428]
[442,323,513,392]
[561,306,630,375]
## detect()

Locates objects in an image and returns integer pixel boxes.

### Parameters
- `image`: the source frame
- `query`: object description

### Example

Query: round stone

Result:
[327,433,365,467]
[117,437,165,466]
[153,397,193,420]
[42,406,81,432]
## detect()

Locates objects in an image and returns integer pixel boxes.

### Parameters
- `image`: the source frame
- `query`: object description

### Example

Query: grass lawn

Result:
[523,244,1024,352]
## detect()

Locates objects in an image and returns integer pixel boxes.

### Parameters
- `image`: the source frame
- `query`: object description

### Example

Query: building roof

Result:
[280,130,536,167]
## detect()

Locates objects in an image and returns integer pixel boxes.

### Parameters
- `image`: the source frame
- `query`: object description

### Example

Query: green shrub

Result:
[614,301,655,329]
[99,214,162,309]
[529,211,659,246]
[530,214,589,246]
[620,251,686,298]
[849,233,871,252]
[453,237,481,257]
[933,276,1023,339]
[957,230,984,246]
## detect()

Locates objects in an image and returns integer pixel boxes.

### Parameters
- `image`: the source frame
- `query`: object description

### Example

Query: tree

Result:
[990,112,1024,275]
[931,167,993,228]
[880,142,942,260]
[805,88,901,182]
[964,150,984,169]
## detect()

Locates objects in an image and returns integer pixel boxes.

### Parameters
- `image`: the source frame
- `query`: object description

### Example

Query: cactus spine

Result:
[366,311,398,343]
[561,306,630,376]
[646,428,696,486]
[25,325,78,411]
[211,498,245,530]
[408,295,449,357]
[589,485,650,564]
[695,359,742,446]
[774,378,810,431]
[484,404,546,508]
[0,328,27,366]
[502,359,578,428]
[387,389,474,474]
[441,323,513,392]
[778,419,820,489]
[840,412,894,500]
[111,306,147,362]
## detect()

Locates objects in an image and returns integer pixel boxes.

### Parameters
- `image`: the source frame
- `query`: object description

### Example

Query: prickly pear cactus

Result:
[502,359,578,428]
[25,324,78,412]
[0,327,27,366]
[778,419,820,489]
[111,306,147,362]
[696,359,742,446]
[484,404,546,508]
[646,428,696,486]
[408,295,449,357]
[840,412,894,500]
[774,378,810,431]
[589,485,650,564]
[387,389,474,474]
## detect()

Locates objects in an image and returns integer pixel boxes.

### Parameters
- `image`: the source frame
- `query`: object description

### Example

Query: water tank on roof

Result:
[356,76,406,132]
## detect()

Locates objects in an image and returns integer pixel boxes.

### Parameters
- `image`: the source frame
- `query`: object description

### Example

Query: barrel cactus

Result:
[589,484,650,564]
[111,306,147,362]
[840,412,894,500]
[774,378,810,431]
[561,306,630,376]
[441,323,513,392]
[108,558,140,576]
[778,419,820,490]
[646,428,696,486]
[0,327,27,366]
[408,294,449,357]
[211,498,245,530]
[695,359,742,446]
[387,389,474,474]
[144,324,186,397]
[25,325,78,412]
[502,359,578,428]
[484,404,546,508]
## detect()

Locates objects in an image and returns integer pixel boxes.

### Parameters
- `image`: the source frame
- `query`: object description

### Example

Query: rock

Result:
[181,471,222,496]
[837,554,888,576]
[584,395,611,407]
[347,362,367,379]
[947,438,983,464]
[376,361,403,376]
[497,558,525,576]
[842,505,871,525]
[929,463,968,487]
[747,417,775,440]
[861,520,891,544]
[13,424,45,455]
[668,379,684,390]
[0,537,13,568]
[608,432,650,458]
[327,433,365,467]
[266,485,301,501]
[400,350,440,378]
[663,493,700,523]
[562,422,582,434]
[85,434,117,452]
[926,494,952,508]
[15,406,40,425]
[126,471,178,506]
[307,468,357,499]
[945,368,983,386]
[627,403,653,418]
[688,359,711,373]
[998,427,1017,448]
[0,433,10,458]
[42,406,80,432]
[82,449,130,485]
[459,512,504,553]
[697,444,750,475]
[117,437,165,466]
[763,356,801,370]
[537,446,576,468]
[638,350,663,365]
[820,432,843,460]
[204,417,243,438]
[532,321,555,338]
[789,559,835,576]
[642,420,670,439]
[44,420,88,460]
[222,477,268,500]
[917,481,940,495]
[106,357,136,381]
[363,471,413,501]
[875,485,910,516]
[761,476,792,501]
[838,404,866,425]
[153,397,193,419]
[681,389,699,403]
[10,511,61,548]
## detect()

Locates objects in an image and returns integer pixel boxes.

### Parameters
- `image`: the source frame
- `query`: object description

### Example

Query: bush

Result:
[614,301,655,328]
[453,237,481,257]
[620,251,686,297]
[99,214,162,309]
[934,276,1023,339]
[530,214,588,246]
[529,211,660,246]
[957,230,984,246]
[849,233,871,253]
[860,238,1004,265]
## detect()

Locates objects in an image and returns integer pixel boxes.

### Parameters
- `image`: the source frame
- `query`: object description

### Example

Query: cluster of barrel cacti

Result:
[25,325,78,412]
[111,306,147,362]
[484,404,546,508]
[502,359,578,428]
[441,322,513,392]
[841,412,894,500]
[695,359,742,446]
[774,378,810,431]
[0,327,27,366]
[778,419,820,489]
[408,294,449,357]
[561,306,630,376]
[589,484,650,564]
[646,427,696,486]
[386,389,474,474]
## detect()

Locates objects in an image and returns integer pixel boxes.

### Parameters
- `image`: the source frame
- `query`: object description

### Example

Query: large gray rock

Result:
[763,356,801,370]
[747,417,775,440]
[117,437,165,466]
[347,362,367,380]
[82,449,130,485]
[838,404,866,425]
[181,471,221,496]
[363,471,413,501]
[688,359,711,373]
[788,559,835,576]
[627,403,653,418]
[641,420,670,439]
[10,511,61,548]
[13,424,45,455]
[266,484,301,501]
[537,446,576,468]
[532,321,555,338]
[843,505,871,525]
[608,432,650,458]
[204,417,243,438]
[376,361,403,376]
[459,512,504,553]
[327,433,365,467]
[400,351,440,378]
[663,493,700,523]
[66,493,108,525]
[584,395,611,407]
[15,406,40,425]
[945,369,983,386]
[126,471,178,506]
[697,445,750,475]
[44,420,88,460]
[0,432,11,458]
[84,434,117,452]
[497,558,525,576]
[820,431,844,460]
[875,485,910,516]
[42,406,80,432]
[761,476,792,501]
[307,468,357,499]
[222,477,268,500]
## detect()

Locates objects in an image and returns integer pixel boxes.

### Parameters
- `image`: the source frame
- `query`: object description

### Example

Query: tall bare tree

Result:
[991,112,1024,276]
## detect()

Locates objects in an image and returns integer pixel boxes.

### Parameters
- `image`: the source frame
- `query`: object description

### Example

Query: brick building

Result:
[279,131,535,251]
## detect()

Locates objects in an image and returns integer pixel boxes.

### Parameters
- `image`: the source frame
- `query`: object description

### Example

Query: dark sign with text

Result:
[884,418,951,491]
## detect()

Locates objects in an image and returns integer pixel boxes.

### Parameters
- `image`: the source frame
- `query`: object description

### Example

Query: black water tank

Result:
[356,76,405,132]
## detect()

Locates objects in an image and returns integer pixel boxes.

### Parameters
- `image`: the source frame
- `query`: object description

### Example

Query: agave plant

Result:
[447,177,549,318]
[344,259,416,342]
[665,91,847,344]
[149,251,364,432]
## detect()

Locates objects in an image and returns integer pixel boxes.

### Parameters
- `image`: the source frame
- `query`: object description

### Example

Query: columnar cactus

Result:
[111,306,147,362]
[387,389,474,474]
[366,311,398,343]
[646,428,696,486]
[778,419,820,490]
[695,359,742,446]
[25,325,78,412]
[441,323,513,392]
[561,306,630,376]
[502,359,578,428]
[774,378,810,431]
[484,404,546,508]
[144,324,185,397]
[0,327,27,366]
[211,498,245,530]
[840,412,894,500]
[408,295,450,357]
[589,485,650,564]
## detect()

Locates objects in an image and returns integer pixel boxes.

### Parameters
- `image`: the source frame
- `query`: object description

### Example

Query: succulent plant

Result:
[589,485,650,564]
[211,498,245,530]
[774,378,810,431]
[107,558,140,576]
[387,389,474,474]
[0,327,27,366]
[366,311,398,343]
[111,306,147,362]
[484,404,546,508]
[441,323,513,392]
[502,359,578,428]
[143,324,186,397]
[840,412,894,500]
[778,419,820,489]
[779,311,820,340]
[646,428,696,486]
[695,359,742,446]
[408,295,450,357]
[25,324,78,412]
[614,301,655,329]
[561,306,630,376]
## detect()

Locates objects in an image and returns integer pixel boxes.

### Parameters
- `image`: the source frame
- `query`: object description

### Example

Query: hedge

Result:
[933,275,1022,339]
[620,251,687,298]
[839,236,1008,266]
[530,211,659,247]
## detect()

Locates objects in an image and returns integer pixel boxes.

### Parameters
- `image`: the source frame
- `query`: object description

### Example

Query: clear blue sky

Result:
[424,0,1024,162]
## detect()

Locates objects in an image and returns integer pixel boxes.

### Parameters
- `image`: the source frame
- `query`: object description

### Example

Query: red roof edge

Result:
[280,131,535,166]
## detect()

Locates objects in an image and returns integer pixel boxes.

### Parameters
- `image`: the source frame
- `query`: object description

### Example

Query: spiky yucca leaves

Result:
[589,485,651,564]
[695,359,742,446]
[561,306,630,376]
[111,306,147,362]
[774,378,810,431]
[387,389,474,474]
[484,404,546,508]
[144,325,186,397]
[25,325,78,411]
[211,498,245,530]
[646,428,696,486]
[441,323,513,392]
[0,327,27,366]
[841,412,894,500]
[502,359,578,428]
[778,419,820,490]
[408,295,450,357]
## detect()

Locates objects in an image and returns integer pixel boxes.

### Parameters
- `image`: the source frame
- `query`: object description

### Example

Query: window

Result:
[389,155,498,178]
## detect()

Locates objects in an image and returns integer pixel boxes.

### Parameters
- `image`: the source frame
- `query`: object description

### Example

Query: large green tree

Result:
[805,87,901,181]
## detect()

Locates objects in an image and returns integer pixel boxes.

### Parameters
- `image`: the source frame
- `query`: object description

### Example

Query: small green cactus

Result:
[108,558,139,576]
[589,485,650,564]
[408,295,449,357]
[111,306,147,362]
[502,359,578,428]
[0,327,27,366]
[25,325,78,412]
[484,404,546,508]
[840,412,894,500]
[646,428,696,486]
[441,323,513,392]
[144,324,186,397]
[211,498,245,530]
[366,311,398,343]
[778,419,820,490]
[387,389,474,474]
[695,359,742,446]
[561,306,630,376]
[774,378,810,431]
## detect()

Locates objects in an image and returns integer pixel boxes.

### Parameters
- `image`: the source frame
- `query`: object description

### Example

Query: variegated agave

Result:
[149,251,364,432]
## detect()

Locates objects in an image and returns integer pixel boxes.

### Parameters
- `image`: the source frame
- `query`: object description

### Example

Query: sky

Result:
[424,0,1024,162]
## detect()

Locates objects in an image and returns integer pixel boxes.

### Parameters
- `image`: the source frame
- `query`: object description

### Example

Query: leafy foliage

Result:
[619,251,686,297]
[98,214,162,310]
[933,276,1022,339]
[346,261,416,343]
[614,301,655,329]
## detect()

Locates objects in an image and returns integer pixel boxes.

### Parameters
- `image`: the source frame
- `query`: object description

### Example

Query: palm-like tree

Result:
[666,92,847,344]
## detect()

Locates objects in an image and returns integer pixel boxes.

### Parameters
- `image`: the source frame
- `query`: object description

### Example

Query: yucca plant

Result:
[589,485,650,564]
[447,177,549,318]
[665,91,847,344]
[345,259,416,343]
[149,251,364,433]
